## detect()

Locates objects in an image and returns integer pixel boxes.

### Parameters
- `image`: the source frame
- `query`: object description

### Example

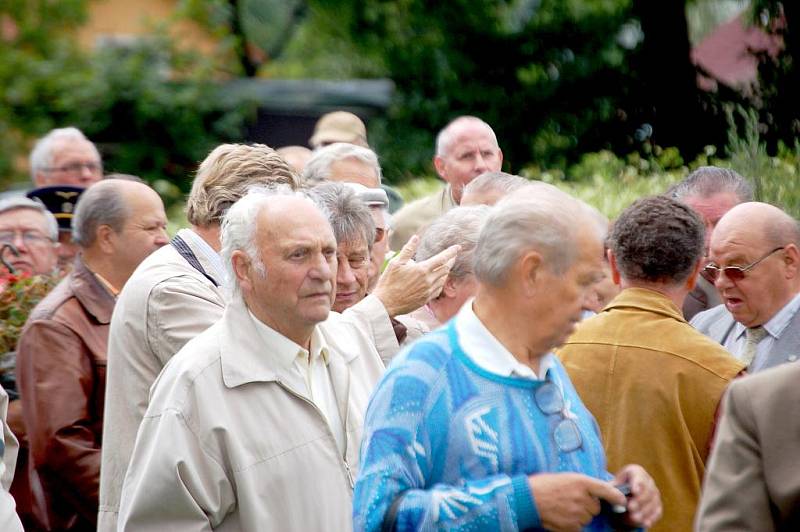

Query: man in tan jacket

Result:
[558,196,744,532]
[119,189,386,530]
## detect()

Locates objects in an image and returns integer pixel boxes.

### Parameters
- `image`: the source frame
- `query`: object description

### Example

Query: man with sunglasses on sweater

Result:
[354,187,662,532]
[692,202,800,372]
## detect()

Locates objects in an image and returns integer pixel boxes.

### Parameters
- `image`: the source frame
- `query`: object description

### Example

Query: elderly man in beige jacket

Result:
[119,189,387,530]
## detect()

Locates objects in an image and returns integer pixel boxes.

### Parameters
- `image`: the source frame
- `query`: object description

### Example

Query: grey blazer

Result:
[695,362,800,531]
[691,304,800,370]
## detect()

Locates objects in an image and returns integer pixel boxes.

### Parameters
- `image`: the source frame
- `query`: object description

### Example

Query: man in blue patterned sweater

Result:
[354,188,662,531]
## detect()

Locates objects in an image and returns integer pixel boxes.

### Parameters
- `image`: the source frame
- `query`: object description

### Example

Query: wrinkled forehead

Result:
[444,123,498,153]
[258,201,336,247]
[51,137,100,160]
[709,219,764,259]
[0,207,49,232]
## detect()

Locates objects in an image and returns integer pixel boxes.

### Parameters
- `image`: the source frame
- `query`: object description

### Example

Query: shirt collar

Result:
[246,309,330,368]
[177,228,228,286]
[733,291,800,341]
[455,298,553,380]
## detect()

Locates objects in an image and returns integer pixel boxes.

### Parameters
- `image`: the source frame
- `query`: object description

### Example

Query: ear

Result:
[433,155,447,181]
[95,225,116,254]
[441,275,459,299]
[518,250,543,296]
[783,243,800,278]
[231,250,253,292]
[684,259,703,291]
[497,148,504,168]
[608,250,622,286]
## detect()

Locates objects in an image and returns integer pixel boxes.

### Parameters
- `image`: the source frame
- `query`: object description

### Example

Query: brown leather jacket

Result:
[16,257,114,531]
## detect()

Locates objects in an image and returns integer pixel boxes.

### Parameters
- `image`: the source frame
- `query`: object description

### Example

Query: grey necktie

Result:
[741,326,768,367]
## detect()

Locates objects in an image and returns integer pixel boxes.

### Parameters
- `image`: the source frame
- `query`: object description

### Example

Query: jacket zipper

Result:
[275,380,355,489]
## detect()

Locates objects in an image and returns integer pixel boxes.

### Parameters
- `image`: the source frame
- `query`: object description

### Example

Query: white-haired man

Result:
[389,116,503,250]
[29,127,102,188]
[354,190,662,532]
[98,143,299,531]
[0,197,59,279]
[118,189,386,530]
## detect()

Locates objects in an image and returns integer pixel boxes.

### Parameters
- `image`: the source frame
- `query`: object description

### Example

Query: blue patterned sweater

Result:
[353,321,616,532]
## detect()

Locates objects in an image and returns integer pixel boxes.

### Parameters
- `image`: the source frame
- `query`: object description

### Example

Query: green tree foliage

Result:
[0,1,255,198]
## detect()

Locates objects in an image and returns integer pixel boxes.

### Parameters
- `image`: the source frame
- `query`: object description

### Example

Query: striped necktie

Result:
[742,326,768,367]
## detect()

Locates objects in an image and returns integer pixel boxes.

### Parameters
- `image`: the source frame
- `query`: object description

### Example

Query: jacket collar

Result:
[604,287,686,323]
[218,297,335,391]
[69,256,116,324]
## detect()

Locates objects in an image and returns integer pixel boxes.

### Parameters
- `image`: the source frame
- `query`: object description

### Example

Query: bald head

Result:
[709,202,800,327]
[713,202,800,251]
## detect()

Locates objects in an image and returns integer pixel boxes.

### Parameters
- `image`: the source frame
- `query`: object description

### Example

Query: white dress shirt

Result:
[178,228,229,287]
[248,310,345,453]
[454,299,554,381]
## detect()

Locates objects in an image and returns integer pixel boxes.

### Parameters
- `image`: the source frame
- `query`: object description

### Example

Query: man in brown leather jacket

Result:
[15,178,168,531]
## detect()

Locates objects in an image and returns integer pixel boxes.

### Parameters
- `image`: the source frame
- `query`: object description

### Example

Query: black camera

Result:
[600,483,636,531]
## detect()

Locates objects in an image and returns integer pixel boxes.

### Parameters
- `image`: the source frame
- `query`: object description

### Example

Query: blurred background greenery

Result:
[1,0,798,218]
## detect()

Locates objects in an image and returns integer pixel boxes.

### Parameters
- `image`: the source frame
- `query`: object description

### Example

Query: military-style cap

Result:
[26,185,85,232]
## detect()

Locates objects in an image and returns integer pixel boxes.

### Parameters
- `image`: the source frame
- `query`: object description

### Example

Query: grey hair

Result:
[435,116,499,157]
[670,166,754,203]
[220,185,313,300]
[29,127,100,181]
[72,180,133,247]
[417,205,490,279]
[0,197,59,241]
[462,172,529,201]
[474,188,591,285]
[307,182,375,251]
[302,143,382,185]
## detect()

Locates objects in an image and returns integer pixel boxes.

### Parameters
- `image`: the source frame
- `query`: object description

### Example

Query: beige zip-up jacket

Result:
[100,230,399,532]
[118,296,386,530]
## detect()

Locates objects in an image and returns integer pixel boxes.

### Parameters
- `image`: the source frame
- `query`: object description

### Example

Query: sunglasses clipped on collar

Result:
[703,246,785,282]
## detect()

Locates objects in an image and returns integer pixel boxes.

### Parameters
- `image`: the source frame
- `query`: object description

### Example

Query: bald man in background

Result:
[692,202,800,372]
[389,116,502,250]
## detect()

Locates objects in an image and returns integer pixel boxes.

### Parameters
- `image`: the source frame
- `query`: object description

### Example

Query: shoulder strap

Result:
[170,235,219,287]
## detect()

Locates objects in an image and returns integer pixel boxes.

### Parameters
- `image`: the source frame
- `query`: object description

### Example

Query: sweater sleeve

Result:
[353,350,540,532]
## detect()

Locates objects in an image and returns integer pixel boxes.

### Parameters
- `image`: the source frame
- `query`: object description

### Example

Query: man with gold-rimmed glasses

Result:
[692,201,800,372]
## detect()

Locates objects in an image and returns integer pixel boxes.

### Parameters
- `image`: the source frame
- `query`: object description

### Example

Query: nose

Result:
[154,228,169,247]
[474,152,488,173]
[310,251,334,283]
[713,270,732,291]
[336,258,356,287]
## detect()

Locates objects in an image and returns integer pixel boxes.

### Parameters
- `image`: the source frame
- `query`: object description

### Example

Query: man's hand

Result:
[613,464,662,529]
[372,235,459,317]
[528,473,626,532]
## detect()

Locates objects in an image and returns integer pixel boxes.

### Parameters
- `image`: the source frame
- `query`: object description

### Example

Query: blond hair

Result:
[186,143,300,226]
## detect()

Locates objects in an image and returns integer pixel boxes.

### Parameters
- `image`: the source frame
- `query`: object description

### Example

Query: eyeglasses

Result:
[703,246,785,282]
[534,381,583,453]
[0,230,55,248]
[43,161,102,174]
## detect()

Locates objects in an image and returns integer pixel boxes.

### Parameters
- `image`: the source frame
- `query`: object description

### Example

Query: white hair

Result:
[72,180,132,247]
[417,205,490,279]
[462,172,528,200]
[435,116,498,157]
[220,185,324,300]
[474,185,601,285]
[0,197,59,241]
[29,127,100,181]
[302,142,382,185]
